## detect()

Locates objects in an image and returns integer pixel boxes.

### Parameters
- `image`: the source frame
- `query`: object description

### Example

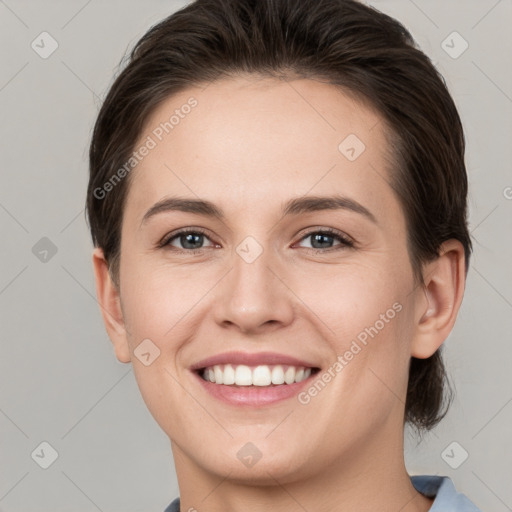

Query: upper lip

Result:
[190,351,320,371]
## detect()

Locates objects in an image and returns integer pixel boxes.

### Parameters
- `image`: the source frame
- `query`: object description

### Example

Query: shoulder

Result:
[411,474,483,511]
[163,497,180,512]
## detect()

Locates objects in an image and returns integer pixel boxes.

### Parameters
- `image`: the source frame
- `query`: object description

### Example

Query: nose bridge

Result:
[213,234,294,332]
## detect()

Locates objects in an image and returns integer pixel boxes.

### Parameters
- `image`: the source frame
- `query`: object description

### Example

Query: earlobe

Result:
[410,240,466,359]
[92,248,131,363]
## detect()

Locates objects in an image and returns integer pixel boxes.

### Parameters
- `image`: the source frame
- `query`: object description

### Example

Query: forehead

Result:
[126,76,400,227]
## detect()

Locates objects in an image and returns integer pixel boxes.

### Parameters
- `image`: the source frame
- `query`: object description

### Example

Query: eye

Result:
[295,228,354,251]
[158,227,354,253]
[160,228,216,252]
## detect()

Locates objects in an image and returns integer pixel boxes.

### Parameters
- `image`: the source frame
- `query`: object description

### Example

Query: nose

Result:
[212,245,295,335]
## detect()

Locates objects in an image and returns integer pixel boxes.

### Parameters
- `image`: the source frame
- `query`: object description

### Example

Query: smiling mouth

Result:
[196,364,320,387]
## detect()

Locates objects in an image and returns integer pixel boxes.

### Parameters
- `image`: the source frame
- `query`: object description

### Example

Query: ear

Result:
[410,239,466,359]
[92,247,131,363]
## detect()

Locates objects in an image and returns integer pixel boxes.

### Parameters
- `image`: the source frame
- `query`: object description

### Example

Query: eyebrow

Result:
[140,194,378,227]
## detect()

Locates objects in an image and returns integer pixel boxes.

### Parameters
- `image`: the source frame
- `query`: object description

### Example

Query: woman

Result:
[86,0,482,510]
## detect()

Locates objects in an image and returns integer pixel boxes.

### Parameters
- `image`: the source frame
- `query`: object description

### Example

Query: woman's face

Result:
[107,76,428,482]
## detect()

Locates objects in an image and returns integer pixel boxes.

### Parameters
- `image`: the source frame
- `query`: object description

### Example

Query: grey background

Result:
[0,1,510,511]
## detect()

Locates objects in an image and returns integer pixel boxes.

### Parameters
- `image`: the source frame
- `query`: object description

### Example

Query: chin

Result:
[197,443,315,485]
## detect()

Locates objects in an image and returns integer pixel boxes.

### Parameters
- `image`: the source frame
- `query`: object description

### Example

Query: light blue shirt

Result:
[411,475,482,511]
[164,474,483,511]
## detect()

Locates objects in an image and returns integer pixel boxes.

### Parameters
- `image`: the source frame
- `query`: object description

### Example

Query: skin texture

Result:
[93,76,466,512]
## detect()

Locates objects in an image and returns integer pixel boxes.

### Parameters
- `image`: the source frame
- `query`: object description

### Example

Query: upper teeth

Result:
[202,364,312,386]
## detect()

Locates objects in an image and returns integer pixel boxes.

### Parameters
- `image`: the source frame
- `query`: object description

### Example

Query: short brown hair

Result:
[86,0,472,433]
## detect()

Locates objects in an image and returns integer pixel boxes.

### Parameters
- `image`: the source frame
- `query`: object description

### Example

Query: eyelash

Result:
[158,227,354,254]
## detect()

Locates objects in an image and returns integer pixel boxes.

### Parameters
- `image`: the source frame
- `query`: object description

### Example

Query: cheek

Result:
[331,294,413,424]
[292,266,412,400]
[118,260,201,427]
[292,263,406,344]
[119,256,207,343]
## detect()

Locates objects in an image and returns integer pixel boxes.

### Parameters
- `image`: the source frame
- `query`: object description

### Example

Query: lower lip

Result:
[192,371,316,407]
